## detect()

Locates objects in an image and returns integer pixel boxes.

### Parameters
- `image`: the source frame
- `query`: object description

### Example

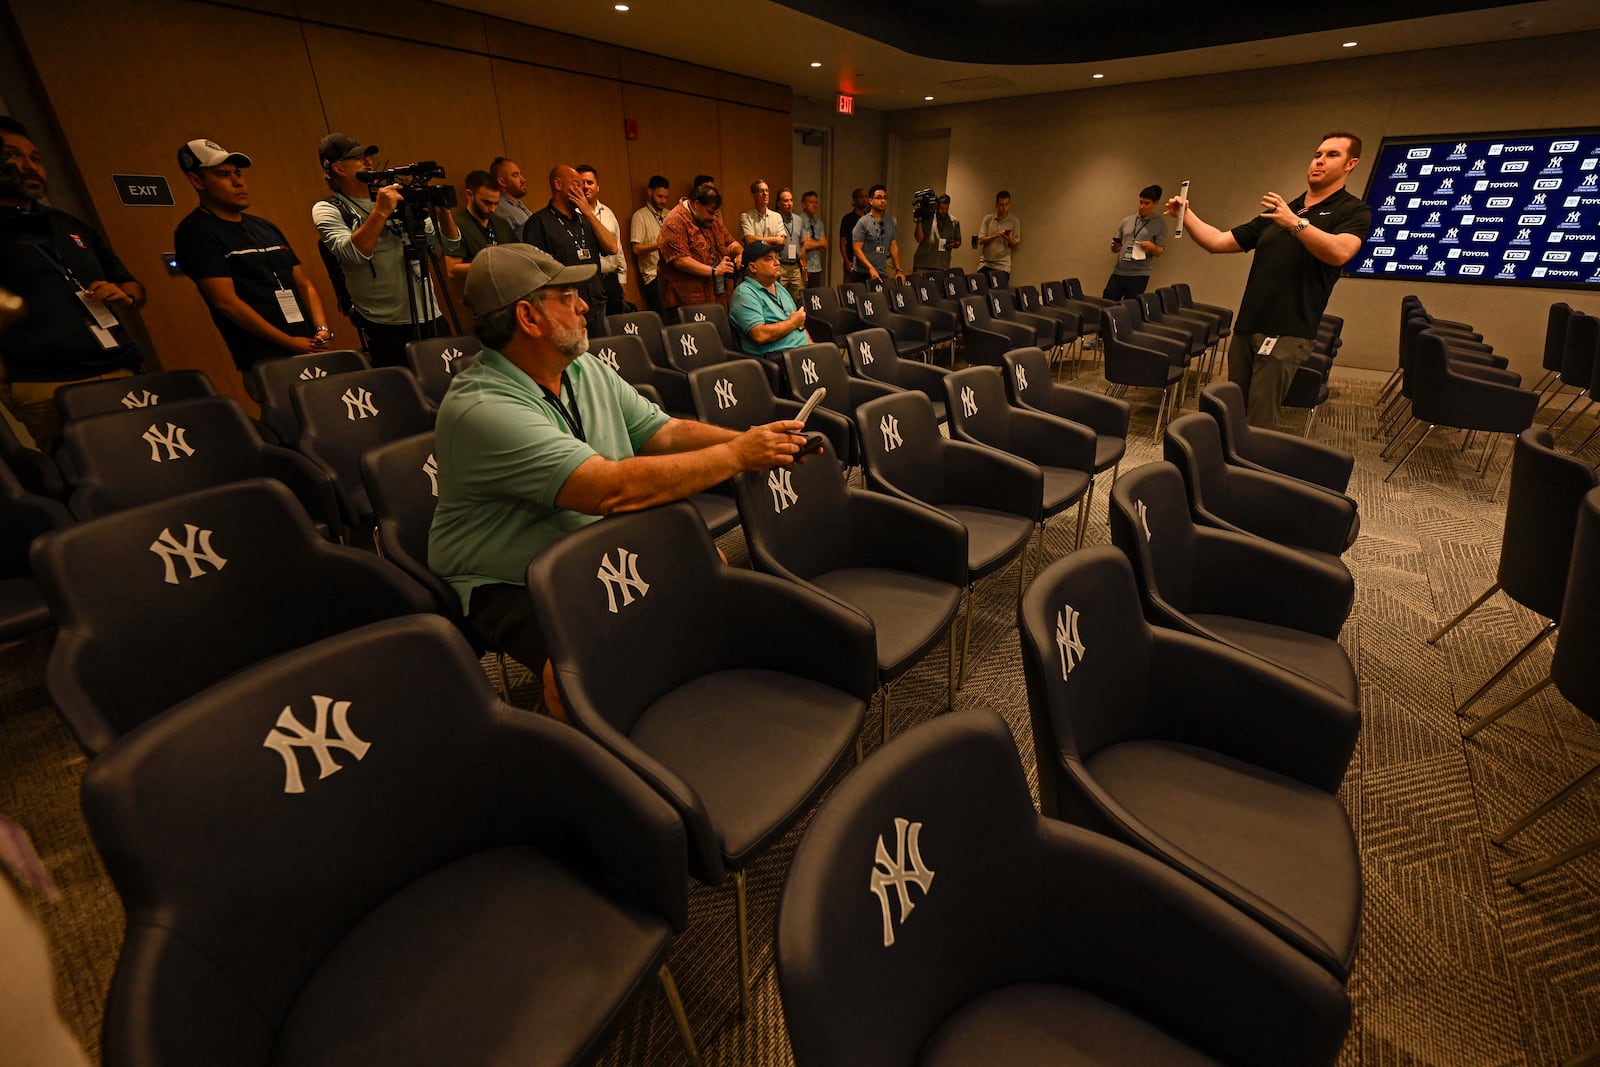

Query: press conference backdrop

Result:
[1346,129,1600,292]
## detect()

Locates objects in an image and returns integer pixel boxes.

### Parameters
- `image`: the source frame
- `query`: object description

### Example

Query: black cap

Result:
[318,134,378,169]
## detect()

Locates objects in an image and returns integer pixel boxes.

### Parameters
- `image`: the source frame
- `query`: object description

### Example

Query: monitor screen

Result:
[1344,129,1600,292]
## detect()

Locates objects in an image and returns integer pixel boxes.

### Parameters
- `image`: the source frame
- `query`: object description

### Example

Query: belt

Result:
[780,259,799,265]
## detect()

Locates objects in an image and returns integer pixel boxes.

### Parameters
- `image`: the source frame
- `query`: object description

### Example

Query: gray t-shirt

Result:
[1112,212,1168,277]
[978,213,1019,272]
[851,213,898,274]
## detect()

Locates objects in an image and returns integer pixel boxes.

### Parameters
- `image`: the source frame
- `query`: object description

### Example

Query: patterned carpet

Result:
[1,359,1598,1065]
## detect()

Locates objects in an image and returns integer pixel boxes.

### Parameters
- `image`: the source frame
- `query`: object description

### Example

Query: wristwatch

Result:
[1292,219,1311,235]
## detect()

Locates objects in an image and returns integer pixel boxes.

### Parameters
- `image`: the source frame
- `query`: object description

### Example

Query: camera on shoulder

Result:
[356,161,458,210]
[911,187,939,222]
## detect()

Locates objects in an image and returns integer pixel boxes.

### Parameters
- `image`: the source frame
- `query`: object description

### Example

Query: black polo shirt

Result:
[522,202,606,331]
[1230,187,1371,339]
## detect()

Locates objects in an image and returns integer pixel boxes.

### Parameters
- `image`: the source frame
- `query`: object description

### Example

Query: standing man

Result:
[313,133,462,368]
[576,164,627,319]
[630,175,671,314]
[444,170,518,281]
[1103,184,1168,300]
[913,193,961,272]
[851,184,904,286]
[428,243,801,691]
[729,242,811,358]
[0,116,144,450]
[838,187,867,279]
[740,179,787,255]
[1165,131,1369,428]
[174,137,330,374]
[977,190,1020,288]
[490,157,532,234]
[776,188,805,300]
[799,190,828,287]
[521,164,617,335]
[657,183,741,314]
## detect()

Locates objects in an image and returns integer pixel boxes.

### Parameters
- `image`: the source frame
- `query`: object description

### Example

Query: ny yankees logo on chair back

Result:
[869,816,935,947]
[596,548,650,613]
[262,695,370,794]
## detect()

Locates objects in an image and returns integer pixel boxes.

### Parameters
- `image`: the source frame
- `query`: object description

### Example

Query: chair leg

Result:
[1571,420,1600,456]
[947,615,957,712]
[1428,581,1502,644]
[1493,443,1516,500]
[493,652,511,702]
[959,585,974,690]
[1548,388,1589,434]
[1075,480,1094,549]
[1493,759,1600,845]
[733,869,751,1020]
[1017,543,1028,602]
[1303,405,1320,437]
[1463,675,1553,738]
[1380,414,1418,459]
[1384,424,1435,482]
[1554,399,1596,445]
[1510,831,1600,887]
[1453,621,1555,713]
[658,965,703,1067]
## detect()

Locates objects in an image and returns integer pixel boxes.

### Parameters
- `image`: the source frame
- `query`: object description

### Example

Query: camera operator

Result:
[312,133,461,368]
[912,192,960,272]
[0,116,144,451]
[522,164,616,336]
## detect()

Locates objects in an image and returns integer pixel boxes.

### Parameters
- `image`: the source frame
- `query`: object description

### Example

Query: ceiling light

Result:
[810,61,822,68]
[924,95,934,101]
[1342,41,1357,47]
[1092,73,1104,79]
[614,3,628,9]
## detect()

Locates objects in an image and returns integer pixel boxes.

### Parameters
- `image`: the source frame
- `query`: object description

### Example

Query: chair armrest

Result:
[1192,527,1353,637]
[1244,430,1353,494]
[961,325,1014,366]
[1011,311,1062,343]
[1036,386,1132,439]
[1146,629,1359,791]
[1437,373,1540,429]
[1034,821,1351,1067]
[1226,469,1356,555]
[1008,408,1097,475]
[845,376,900,409]
[895,360,952,401]
[990,319,1037,347]
[848,490,968,586]
[261,448,346,541]
[887,313,931,345]
[498,709,690,930]
[941,439,1043,520]
[720,568,878,702]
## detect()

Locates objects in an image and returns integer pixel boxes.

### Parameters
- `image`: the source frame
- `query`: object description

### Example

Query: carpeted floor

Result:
[1,360,1597,1065]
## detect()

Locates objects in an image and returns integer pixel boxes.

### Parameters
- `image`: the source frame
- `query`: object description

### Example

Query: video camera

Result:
[911,187,939,223]
[356,161,457,210]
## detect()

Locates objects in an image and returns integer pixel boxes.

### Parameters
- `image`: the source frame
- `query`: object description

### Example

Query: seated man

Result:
[429,245,804,708]
[729,242,811,358]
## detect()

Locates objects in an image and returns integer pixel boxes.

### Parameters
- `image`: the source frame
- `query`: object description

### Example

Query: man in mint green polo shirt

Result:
[429,243,805,705]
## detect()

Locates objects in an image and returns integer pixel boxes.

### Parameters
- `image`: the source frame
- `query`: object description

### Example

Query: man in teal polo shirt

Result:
[430,244,804,707]
[729,242,812,357]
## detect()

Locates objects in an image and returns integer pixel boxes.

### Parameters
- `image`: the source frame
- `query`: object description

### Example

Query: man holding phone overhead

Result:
[1164,131,1369,428]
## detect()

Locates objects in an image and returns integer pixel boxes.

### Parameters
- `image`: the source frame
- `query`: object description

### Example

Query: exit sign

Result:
[837,94,854,115]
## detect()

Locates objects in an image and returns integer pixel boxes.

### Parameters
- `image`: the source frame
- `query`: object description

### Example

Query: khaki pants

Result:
[1,368,134,452]
[779,263,804,302]
[1230,333,1314,429]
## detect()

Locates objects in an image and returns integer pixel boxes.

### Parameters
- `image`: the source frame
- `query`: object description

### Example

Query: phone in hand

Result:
[795,431,827,458]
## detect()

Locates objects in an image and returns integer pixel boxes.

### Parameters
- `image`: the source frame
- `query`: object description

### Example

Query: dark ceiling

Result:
[770,0,1530,65]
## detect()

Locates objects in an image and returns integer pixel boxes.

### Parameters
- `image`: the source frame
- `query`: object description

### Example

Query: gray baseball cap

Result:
[465,244,597,315]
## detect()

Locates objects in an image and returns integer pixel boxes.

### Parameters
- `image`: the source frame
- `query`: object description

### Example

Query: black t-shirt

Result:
[1230,187,1371,339]
[839,210,862,248]
[0,206,141,381]
[174,208,311,369]
[522,203,606,331]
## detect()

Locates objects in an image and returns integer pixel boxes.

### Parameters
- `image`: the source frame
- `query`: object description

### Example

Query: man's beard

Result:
[549,318,588,360]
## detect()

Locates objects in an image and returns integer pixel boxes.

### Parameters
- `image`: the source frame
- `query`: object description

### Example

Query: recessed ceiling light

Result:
[1342,41,1357,47]
[810,61,822,68]
[614,3,629,10]
[1092,73,1104,79]
[924,95,934,101]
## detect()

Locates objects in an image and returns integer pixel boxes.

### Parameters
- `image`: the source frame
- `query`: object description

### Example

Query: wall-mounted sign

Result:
[837,94,854,116]
[111,175,174,207]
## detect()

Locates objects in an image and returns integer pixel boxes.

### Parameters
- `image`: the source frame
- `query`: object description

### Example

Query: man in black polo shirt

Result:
[521,164,616,336]
[1165,131,1371,428]
[173,138,331,373]
[0,116,144,450]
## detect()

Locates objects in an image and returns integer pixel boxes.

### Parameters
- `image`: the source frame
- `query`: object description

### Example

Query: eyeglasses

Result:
[541,288,582,309]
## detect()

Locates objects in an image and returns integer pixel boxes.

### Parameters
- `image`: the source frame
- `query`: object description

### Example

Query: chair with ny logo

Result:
[31,477,432,754]
[1019,545,1363,984]
[292,366,436,535]
[55,369,217,423]
[781,343,894,467]
[844,328,950,424]
[776,709,1353,1067]
[248,349,370,445]
[798,287,863,349]
[528,500,875,1020]
[83,613,702,1067]
[687,361,851,466]
[1002,346,1130,488]
[404,334,482,407]
[61,395,342,538]
[605,309,673,369]
[588,333,694,418]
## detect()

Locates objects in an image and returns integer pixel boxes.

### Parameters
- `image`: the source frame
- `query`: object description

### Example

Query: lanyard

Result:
[32,244,86,291]
[538,372,585,442]
[549,207,591,255]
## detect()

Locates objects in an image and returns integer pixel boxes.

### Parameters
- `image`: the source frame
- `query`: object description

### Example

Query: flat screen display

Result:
[1344,129,1600,292]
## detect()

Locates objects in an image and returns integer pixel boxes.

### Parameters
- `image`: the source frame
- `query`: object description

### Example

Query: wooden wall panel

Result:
[717,101,796,235]
[293,0,487,53]
[12,0,335,404]
[486,17,621,81]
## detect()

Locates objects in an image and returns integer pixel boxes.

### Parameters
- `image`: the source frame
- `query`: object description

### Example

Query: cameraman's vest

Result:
[316,196,364,324]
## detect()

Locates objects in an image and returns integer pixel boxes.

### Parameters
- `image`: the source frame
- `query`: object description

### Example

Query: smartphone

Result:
[796,386,826,425]
[795,431,827,457]
[1174,179,1191,238]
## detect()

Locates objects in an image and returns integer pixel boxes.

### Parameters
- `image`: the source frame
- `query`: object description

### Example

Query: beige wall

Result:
[794,95,887,278]
[887,31,1600,378]
[9,0,792,404]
